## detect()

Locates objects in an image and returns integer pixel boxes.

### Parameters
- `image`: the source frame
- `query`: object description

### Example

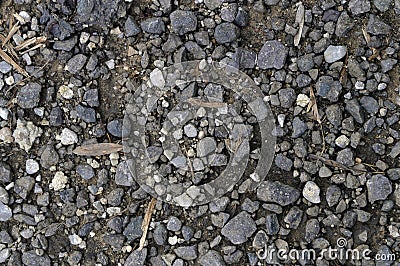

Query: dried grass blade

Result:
[0,49,29,77]
[139,198,157,250]
[73,143,123,156]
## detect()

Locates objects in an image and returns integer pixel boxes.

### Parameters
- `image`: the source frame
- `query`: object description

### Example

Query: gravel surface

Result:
[0,0,400,265]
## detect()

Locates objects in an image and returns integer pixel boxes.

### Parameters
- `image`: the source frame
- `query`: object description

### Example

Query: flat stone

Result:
[214,23,238,44]
[140,17,165,34]
[275,154,293,171]
[257,181,300,206]
[17,83,41,109]
[292,117,307,138]
[174,246,198,260]
[0,202,12,221]
[366,14,391,35]
[349,0,371,15]
[123,216,143,241]
[221,211,256,244]
[115,160,135,186]
[0,162,11,183]
[76,164,95,180]
[0,61,12,73]
[65,54,87,74]
[22,250,50,266]
[199,250,225,266]
[170,10,197,35]
[14,176,35,199]
[146,146,163,163]
[124,248,147,266]
[374,0,392,12]
[76,105,96,123]
[197,137,216,157]
[107,119,123,138]
[335,11,354,37]
[125,16,141,37]
[324,45,347,63]
[258,40,288,69]
[367,175,392,203]
[345,99,364,124]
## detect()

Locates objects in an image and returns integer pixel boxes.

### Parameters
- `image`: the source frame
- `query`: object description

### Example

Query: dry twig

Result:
[138,198,157,251]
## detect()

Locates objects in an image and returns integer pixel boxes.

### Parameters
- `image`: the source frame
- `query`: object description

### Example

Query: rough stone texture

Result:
[257,181,300,206]
[258,40,288,69]
[221,211,256,244]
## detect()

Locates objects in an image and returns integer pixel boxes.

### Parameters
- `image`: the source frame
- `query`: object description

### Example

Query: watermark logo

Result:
[256,237,396,263]
[122,60,276,207]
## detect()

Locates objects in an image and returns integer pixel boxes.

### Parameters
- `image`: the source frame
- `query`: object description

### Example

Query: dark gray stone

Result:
[0,202,12,221]
[40,145,59,169]
[174,246,198,260]
[374,0,392,12]
[170,10,197,35]
[349,0,371,15]
[316,76,342,102]
[257,181,300,206]
[124,248,147,266]
[305,219,320,243]
[297,53,314,72]
[278,88,296,108]
[140,17,165,34]
[366,14,391,35]
[125,16,141,37]
[49,107,63,126]
[214,23,239,44]
[22,250,50,266]
[76,164,95,180]
[107,119,123,138]
[221,211,256,244]
[367,175,392,203]
[17,83,41,109]
[335,11,354,36]
[153,223,167,245]
[66,54,87,74]
[345,99,364,124]
[326,185,341,207]
[0,162,11,183]
[14,176,34,199]
[292,117,307,138]
[199,250,225,266]
[387,168,400,180]
[115,160,135,187]
[123,216,143,241]
[234,48,257,69]
[360,96,379,114]
[326,104,342,127]
[258,40,288,69]
[83,89,99,107]
[76,105,96,123]
[265,213,280,235]
[275,154,293,171]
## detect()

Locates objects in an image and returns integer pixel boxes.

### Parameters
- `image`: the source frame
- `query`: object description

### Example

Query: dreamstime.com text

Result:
[256,238,396,263]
